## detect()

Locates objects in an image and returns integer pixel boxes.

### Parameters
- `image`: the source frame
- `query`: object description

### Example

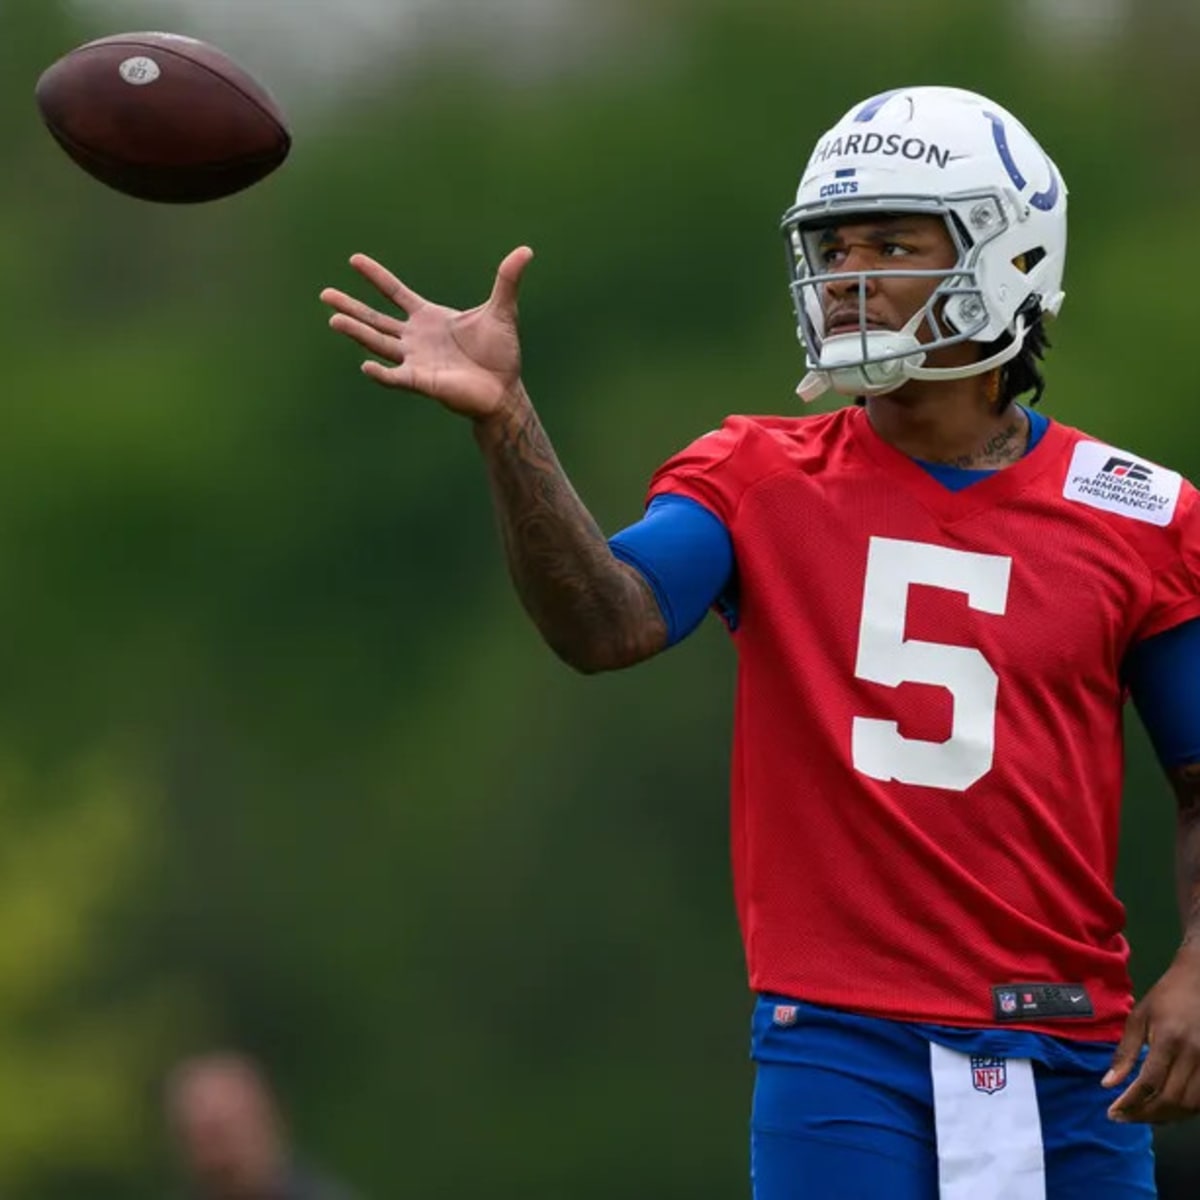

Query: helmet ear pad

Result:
[939,203,1061,345]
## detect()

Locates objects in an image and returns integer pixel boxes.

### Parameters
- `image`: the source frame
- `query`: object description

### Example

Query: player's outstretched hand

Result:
[319,247,534,421]
[1104,943,1200,1123]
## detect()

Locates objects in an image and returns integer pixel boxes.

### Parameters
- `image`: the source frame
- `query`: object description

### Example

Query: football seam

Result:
[67,39,290,143]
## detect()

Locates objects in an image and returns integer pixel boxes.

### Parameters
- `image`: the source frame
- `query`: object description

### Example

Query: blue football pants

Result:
[750,996,1155,1199]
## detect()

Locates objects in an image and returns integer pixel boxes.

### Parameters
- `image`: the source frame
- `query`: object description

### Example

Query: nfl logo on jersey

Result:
[971,1056,1007,1095]
[998,990,1018,1014]
[772,1004,799,1027]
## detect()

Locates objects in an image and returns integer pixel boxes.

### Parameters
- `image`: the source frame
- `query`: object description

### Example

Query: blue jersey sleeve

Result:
[1125,617,1200,767]
[608,494,735,646]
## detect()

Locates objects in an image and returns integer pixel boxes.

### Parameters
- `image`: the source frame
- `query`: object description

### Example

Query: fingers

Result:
[1108,1047,1168,1122]
[348,253,428,313]
[319,287,406,337]
[1107,1032,1200,1123]
[1152,1057,1199,1121]
[1182,1067,1200,1114]
[361,360,415,389]
[326,248,531,325]
[1109,1072,1197,1124]
[327,313,404,365]
[487,246,535,316]
[1103,1006,1148,1089]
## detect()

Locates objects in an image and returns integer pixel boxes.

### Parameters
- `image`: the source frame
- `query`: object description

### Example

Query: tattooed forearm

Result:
[1170,761,1200,941]
[472,389,667,672]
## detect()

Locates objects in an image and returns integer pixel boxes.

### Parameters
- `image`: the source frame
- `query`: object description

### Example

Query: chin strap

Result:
[906,315,1027,381]
[796,314,1028,403]
[796,371,835,403]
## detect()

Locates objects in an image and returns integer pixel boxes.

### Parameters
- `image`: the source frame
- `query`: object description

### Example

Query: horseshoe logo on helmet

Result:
[984,112,1061,212]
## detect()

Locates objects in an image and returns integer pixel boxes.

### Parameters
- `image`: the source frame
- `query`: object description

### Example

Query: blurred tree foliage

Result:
[0,0,1197,1194]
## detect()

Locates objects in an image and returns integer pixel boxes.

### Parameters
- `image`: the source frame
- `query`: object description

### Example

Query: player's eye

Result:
[881,242,914,258]
[818,245,847,268]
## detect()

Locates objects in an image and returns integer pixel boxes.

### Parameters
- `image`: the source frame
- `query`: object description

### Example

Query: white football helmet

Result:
[781,86,1068,402]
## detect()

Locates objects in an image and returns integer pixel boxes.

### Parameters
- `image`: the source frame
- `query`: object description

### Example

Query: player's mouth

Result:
[825,311,890,335]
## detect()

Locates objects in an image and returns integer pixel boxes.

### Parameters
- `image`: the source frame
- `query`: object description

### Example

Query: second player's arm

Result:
[473,388,667,673]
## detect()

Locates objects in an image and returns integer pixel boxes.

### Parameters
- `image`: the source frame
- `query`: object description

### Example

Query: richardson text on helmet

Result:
[808,133,953,171]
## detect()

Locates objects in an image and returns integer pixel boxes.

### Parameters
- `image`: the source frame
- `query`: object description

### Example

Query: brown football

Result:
[35,31,291,203]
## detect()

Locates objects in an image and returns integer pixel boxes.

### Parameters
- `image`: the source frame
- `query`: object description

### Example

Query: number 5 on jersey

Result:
[852,537,1013,791]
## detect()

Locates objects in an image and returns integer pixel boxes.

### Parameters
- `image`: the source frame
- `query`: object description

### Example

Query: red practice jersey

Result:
[649,405,1200,1040]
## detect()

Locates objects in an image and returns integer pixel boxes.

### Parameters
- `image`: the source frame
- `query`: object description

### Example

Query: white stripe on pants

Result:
[930,1042,1046,1200]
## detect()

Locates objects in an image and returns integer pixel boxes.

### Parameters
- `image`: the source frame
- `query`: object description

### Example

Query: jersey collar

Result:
[849,404,1069,523]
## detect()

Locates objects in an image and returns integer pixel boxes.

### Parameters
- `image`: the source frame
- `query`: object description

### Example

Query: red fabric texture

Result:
[649,406,1200,1039]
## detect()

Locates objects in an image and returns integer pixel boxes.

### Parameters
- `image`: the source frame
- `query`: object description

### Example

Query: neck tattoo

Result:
[930,418,1027,469]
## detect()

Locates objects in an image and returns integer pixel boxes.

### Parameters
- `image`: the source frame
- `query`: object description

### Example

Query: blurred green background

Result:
[2,0,1199,1194]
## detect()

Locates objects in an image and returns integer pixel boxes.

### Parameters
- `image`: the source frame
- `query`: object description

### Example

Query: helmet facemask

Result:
[783,194,1030,402]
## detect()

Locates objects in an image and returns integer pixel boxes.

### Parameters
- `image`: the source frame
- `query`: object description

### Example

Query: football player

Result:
[320,86,1200,1198]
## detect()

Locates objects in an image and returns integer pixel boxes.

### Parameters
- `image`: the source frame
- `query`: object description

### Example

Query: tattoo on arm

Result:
[1169,761,1200,941]
[473,392,667,672]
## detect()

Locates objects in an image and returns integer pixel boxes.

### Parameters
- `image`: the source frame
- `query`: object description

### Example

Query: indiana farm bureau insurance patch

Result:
[1063,441,1182,527]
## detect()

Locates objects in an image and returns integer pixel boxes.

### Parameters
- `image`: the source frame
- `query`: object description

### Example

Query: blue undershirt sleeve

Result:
[1125,617,1200,768]
[608,494,735,646]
